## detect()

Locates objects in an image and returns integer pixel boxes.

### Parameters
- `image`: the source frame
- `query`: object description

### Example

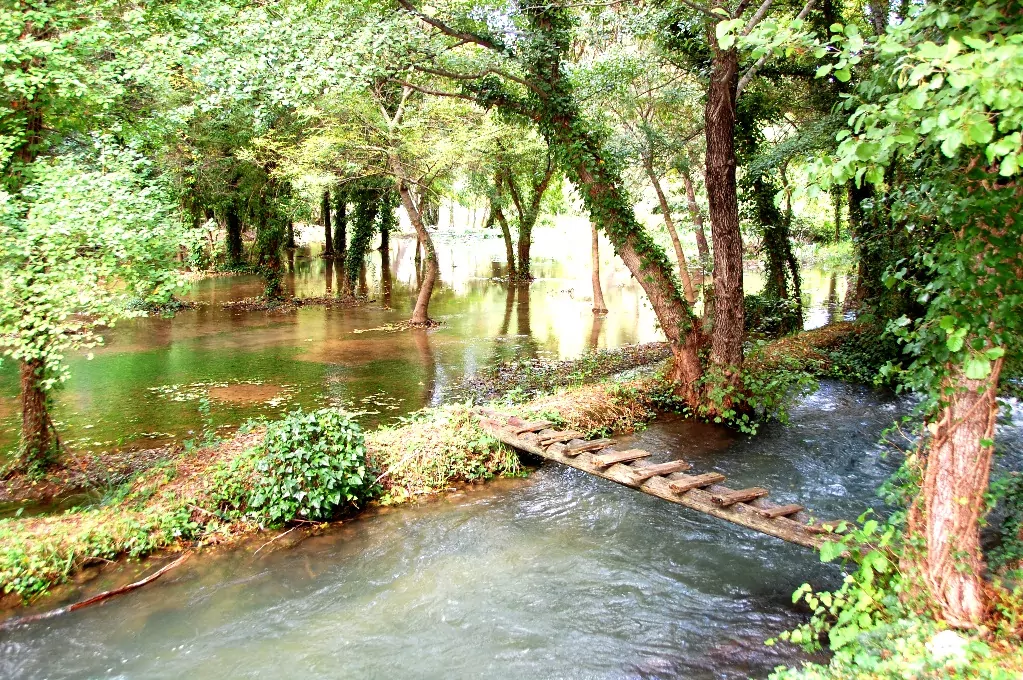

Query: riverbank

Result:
[0,322,865,610]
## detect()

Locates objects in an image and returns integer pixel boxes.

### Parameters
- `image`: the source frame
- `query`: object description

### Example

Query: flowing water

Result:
[1,380,915,680]
[0,221,848,460]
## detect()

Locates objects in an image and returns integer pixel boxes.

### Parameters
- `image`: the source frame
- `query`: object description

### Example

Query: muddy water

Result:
[1,380,909,680]
[0,222,847,459]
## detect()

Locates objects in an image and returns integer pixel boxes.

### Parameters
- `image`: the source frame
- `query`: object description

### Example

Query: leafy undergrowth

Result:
[0,377,657,605]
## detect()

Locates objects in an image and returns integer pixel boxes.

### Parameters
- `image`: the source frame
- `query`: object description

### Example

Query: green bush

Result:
[248,409,378,524]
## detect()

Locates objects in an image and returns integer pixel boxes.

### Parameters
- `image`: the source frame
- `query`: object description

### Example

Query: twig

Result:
[253,527,297,555]
[1,553,190,630]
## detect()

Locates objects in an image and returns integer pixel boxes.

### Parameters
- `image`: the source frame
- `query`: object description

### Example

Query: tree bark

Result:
[322,189,333,257]
[494,205,517,279]
[19,359,52,469]
[590,222,608,315]
[334,195,347,256]
[287,220,295,249]
[681,167,711,272]
[646,162,696,304]
[908,359,1002,627]
[394,178,438,325]
[704,46,745,375]
[226,206,243,266]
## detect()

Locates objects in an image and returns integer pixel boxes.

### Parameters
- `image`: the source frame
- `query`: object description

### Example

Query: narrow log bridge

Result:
[478,410,844,550]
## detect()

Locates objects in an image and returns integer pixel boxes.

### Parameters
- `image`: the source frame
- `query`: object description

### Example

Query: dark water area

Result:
[0,380,924,680]
[0,226,848,461]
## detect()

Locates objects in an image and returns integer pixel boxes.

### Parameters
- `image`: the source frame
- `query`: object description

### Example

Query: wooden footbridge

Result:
[478,410,844,550]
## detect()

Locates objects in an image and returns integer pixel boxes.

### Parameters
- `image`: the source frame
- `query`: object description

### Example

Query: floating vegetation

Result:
[148,380,296,407]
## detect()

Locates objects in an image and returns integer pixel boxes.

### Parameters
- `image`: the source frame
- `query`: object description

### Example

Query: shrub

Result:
[248,408,377,524]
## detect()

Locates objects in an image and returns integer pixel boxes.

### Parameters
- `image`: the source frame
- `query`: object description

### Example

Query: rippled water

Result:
[2,380,921,680]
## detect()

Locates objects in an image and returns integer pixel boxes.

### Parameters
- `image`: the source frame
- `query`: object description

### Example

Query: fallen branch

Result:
[0,553,190,630]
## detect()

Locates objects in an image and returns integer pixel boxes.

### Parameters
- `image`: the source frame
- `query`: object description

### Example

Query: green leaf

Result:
[964,357,991,380]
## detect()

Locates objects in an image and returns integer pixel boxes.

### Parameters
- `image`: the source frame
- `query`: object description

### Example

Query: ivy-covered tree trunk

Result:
[704,45,745,377]
[681,167,711,270]
[753,176,802,336]
[343,188,379,296]
[909,359,1002,627]
[646,161,696,303]
[226,205,243,266]
[18,358,52,470]
[322,189,333,257]
[287,220,295,249]
[590,222,608,315]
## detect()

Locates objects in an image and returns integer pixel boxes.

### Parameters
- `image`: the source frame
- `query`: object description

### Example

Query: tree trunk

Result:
[395,179,438,325]
[516,217,534,281]
[226,206,243,266]
[681,168,711,271]
[19,358,52,469]
[569,156,705,401]
[494,206,517,279]
[591,222,608,315]
[334,195,347,256]
[646,162,696,304]
[908,359,1002,627]
[380,242,392,307]
[704,46,745,375]
[287,220,295,249]
[322,189,333,257]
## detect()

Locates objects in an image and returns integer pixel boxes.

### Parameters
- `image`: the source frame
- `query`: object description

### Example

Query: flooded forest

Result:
[1,1,1022,679]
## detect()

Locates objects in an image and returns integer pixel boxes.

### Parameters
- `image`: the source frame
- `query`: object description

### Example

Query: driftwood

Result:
[0,553,189,630]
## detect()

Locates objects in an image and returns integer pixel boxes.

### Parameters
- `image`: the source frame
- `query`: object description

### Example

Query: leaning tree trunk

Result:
[569,153,705,401]
[494,206,517,279]
[704,46,745,377]
[322,189,333,257]
[681,167,711,272]
[591,222,608,315]
[908,359,1003,627]
[646,162,696,304]
[394,178,439,325]
[19,358,52,469]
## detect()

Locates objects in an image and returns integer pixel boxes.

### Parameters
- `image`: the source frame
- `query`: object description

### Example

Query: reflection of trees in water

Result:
[411,328,445,406]
[500,282,515,336]
[324,257,333,295]
[380,244,392,307]
[589,314,604,350]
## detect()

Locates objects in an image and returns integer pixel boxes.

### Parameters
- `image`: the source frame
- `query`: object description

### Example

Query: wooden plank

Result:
[711,487,769,507]
[479,417,827,549]
[591,449,651,468]
[563,438,615,455]
[753,504,803,519]
[629,460,692,482]
[538,430,586,446]
[804,520,850,534]
[512,420,554,435]
[668,473,726,494]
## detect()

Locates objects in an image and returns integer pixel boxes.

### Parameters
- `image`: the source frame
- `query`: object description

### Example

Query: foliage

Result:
[989,471,1023,573]
[745,293,805,338]
[0,145,189,389]
[245,408,376,524]
[653,354,817,434]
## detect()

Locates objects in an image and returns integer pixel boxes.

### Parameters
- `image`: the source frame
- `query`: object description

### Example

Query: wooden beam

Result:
[478,414,831,549]
[538,430,586,446]
[753,504,803,519]
[563,438,615,455]
[629,460,692,482]
[512,420,554,434]
[711,487,769,507]
[668,473,726,494]
[591,449,651,468]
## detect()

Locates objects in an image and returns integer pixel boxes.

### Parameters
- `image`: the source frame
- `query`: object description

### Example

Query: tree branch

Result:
[736,0,818,98]
[395,0,504,54]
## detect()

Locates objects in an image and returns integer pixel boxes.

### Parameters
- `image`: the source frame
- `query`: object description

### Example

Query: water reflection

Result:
[0,222,847,458]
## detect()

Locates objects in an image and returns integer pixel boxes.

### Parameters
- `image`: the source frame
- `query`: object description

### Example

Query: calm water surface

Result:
[0,222,848,458]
